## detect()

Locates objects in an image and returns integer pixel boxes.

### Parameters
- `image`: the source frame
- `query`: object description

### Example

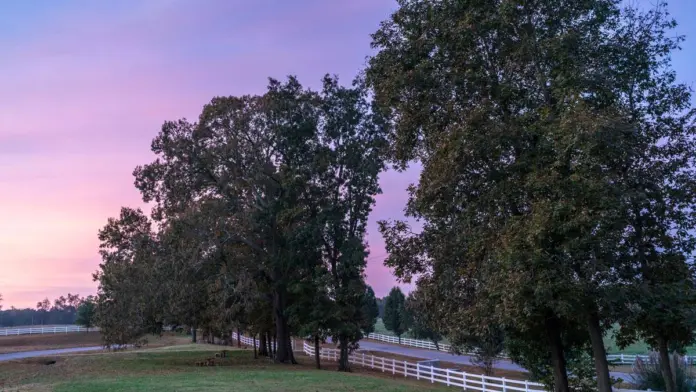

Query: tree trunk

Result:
[658,336,676,392]
[267,332,274,359]
[338,335,351,372]
[587,311,612,392]
[288,334,297,364]
[314,335,321,369]
[546,317,570,392]
[259,332,268,357]
[398,334,401,344]
[273,288,292,363]
[273,334,277,358]
[434,340,440,351]
[253,333,257,359]
[191,327,197,343]
[237,327,242,348]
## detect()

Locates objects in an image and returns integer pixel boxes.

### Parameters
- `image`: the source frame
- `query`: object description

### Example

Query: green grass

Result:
[0,347,448,391]
[602,325,696,355]
[373,318,413,339]
[54,369,440,392]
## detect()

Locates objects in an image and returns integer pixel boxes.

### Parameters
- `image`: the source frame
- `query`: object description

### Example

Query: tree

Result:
[367,1,696,391]
[94,207,164,348]
[313,75,388,371]
[361,286,380,336]
[605,5,696,392]
[404,286,442,350]
[76,296,97,331]
[383,287,408,343]
[36,298,51,325]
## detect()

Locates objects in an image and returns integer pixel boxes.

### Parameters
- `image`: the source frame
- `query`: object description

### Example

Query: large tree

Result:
[367,1,695,391]
[608,6,696,392]
[313,75,388,371]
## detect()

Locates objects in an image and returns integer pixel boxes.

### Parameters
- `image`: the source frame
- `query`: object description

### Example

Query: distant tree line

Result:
[0,293,87,327]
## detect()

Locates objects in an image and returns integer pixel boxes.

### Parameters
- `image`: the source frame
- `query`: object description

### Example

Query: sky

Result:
[1,0,695,309]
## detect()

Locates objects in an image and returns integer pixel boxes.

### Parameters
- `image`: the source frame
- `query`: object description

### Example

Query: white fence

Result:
[303,341,545,392]
[368,333,696,367]
[607,353,696,366]
[367,333,453,352]
[0,325,96,337]
[231,332,296,351]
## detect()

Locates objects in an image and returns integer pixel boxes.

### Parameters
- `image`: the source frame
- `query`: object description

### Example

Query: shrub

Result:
[633,352,696,392]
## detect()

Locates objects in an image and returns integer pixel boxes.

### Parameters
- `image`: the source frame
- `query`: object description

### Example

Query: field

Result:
[0,332,103,354]
[0,345,450,391]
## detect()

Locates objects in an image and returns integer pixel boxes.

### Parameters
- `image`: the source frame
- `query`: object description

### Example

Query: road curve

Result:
[0,346,104,362]
[357,339,634,383]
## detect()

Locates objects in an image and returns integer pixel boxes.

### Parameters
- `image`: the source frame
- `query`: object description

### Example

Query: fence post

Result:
[404,360,407,377]
[483,376,486,392]
[393,359,395,375]
[502,377,506,392]
[417,363,420,380]
[446,368,450,386]
[525,380,529,392]
[371,355,374,369]
[431,365,434,383]
[621,354,624,364]
[463,373,467,390]
[362,353,365,367]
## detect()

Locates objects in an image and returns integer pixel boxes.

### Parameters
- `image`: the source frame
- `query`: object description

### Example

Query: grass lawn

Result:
[602,325,696,355]
[0,332,191,355]
[0,346,450,391]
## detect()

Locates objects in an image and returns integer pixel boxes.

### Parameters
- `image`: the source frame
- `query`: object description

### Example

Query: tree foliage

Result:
[76,296,97,331]
[93,75,386,371]
[367,0,696,391]
[383,287,408,343]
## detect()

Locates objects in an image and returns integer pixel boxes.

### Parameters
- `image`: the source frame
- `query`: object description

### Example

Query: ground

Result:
[0,332,103,354]
[0,345,451,391]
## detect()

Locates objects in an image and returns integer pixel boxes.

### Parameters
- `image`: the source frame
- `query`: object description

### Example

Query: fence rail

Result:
[607,353,696,366]
[367,333,453,352]
[231,332,296,351]
[367,332,696,367]
[303,341,544,392]
[0,325,96,337]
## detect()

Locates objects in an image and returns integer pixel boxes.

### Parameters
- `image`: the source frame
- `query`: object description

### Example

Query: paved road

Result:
[357,339,634,383]
[0,346,104,362]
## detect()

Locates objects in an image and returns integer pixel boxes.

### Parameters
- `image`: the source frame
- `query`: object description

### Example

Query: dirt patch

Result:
[0,332,103,354]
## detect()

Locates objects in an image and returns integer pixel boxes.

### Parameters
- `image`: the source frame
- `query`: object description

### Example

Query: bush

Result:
[633,353,696,392]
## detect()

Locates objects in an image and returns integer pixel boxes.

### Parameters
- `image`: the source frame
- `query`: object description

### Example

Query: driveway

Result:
[357,339,634,383]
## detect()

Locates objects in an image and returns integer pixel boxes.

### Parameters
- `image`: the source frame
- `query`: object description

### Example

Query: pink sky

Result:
[4,0,696,309]
[0,0,419,308]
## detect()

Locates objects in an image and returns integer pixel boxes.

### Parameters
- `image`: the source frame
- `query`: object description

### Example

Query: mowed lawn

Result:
[0,347,450,392]
[602,325,696,355]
